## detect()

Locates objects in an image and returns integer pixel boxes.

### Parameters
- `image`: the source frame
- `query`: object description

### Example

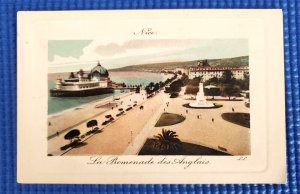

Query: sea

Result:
[48,71,165,115]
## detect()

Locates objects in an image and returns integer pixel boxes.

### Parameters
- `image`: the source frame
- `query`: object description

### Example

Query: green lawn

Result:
[221,112,250,128]
[155,112,185,127]
[139,138,230,155]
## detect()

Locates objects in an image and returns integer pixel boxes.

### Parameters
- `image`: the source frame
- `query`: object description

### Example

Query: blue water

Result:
[48,71,164,115]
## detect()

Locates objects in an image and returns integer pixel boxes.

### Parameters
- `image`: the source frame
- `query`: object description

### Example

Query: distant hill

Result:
[110,56,249,72]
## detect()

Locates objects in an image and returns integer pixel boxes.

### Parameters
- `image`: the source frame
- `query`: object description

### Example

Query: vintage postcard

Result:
[17,10,286,184]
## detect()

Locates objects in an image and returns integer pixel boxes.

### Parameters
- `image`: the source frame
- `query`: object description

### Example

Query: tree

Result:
[238,74,249,90]
[180,73,189,85]
[64,129,80,143]
[153,83,160,91]
[205,77,219,85]
[170,92,179,98]
[148,82,155,89]
[221,84,241,100]
[204,87,221,99]
[153,129,181,154]
[166,80,183,93]
[87,120,98,130]
[135,86,141,93]
[185,85,199,95]
[221,70,233,83]
[145,86,152,96]
[187,77,201,86]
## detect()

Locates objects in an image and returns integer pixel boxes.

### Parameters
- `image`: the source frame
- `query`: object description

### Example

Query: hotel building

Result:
[176,60,249,82]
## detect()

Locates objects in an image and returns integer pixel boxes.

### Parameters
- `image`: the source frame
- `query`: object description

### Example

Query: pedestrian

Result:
[197,115,199,119]
[212,118,214,123]
[56,131,59,136]
[186,109,188,114]
[232,107,235,112]
[112,107,114,110]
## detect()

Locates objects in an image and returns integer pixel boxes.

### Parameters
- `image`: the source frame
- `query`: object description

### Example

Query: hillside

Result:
[110,56,249,72]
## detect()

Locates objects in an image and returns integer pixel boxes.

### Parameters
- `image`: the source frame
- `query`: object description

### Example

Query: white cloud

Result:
[48,39,248,73]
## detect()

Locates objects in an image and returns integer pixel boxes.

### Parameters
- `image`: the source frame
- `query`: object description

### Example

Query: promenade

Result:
[64,91,165,155]
[48,87,250,156]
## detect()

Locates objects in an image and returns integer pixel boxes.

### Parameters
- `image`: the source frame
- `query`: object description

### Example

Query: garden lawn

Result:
[139,139,230,155]
[155,112,185,127]
[221,112,250,128]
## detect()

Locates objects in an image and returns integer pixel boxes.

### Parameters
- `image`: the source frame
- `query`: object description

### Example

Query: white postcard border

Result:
[17,10,286,184]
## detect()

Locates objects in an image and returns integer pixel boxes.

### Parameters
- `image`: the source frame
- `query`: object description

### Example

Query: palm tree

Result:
[153,129,181,154]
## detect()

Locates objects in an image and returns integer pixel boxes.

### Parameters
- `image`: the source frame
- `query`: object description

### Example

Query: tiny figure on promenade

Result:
[186,109,188,114]
[212,118,214,123]
[56,131,59,136]
[197,115,199,119]
[232,107,235,112]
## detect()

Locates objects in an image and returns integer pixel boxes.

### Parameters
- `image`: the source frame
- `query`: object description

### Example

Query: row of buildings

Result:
[174,60,249,82]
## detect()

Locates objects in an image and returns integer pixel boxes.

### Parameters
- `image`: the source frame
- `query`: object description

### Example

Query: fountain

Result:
[189,82,215,108]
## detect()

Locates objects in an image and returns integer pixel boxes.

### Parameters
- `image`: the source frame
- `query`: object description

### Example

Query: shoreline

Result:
[47,91,134,138]
[48,90,131,118]
[48,72,173,117]
[47,89,153,155]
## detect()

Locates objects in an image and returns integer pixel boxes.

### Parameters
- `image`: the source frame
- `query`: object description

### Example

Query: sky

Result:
[48,39,248,73]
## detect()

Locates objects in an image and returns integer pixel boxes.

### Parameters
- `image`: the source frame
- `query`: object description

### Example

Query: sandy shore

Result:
[48,92,133,138]
[48,89,158,155]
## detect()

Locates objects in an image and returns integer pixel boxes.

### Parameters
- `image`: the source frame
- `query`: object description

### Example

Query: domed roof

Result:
[90,62,109,77]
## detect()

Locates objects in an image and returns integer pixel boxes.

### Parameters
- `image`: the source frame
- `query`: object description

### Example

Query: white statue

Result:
[189,82,215,108]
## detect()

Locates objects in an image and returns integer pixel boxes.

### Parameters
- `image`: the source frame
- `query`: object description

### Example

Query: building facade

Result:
[188,66,249,81]
[187,60,249,82]
[50,62,113,97]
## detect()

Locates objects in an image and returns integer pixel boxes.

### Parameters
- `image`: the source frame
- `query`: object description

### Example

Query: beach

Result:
[48,92,133,138]
[47,89,148,155]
